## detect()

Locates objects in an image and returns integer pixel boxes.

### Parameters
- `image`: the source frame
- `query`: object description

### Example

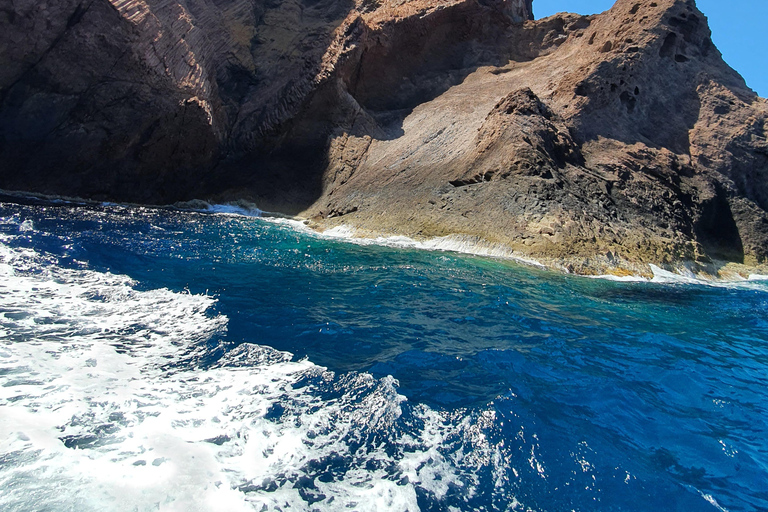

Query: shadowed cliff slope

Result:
[1,0,766,276]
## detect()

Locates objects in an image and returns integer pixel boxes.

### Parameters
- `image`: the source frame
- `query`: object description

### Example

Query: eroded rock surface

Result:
[1,0,766,276]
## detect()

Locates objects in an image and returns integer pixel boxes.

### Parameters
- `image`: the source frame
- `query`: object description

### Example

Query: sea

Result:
[1,195,767,512]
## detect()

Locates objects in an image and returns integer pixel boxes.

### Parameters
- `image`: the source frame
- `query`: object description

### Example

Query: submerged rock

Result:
[0,0,766,276]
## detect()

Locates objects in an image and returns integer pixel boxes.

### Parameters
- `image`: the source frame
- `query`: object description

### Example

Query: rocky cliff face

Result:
[1,0,766,276]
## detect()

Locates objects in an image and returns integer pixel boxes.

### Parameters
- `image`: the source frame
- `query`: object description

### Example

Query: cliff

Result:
[1,0,767,277]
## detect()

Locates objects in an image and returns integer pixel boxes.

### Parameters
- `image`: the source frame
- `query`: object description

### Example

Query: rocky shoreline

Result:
[308,217,768,280]
[5,187,766,281]
[1,0,767,277]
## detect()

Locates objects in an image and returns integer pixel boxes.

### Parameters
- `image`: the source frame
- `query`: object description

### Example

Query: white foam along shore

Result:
[179,200,541,268]
[318,225,549,268]
[262,219,550,268]
[262,218,768,288]
[579,264,768,287]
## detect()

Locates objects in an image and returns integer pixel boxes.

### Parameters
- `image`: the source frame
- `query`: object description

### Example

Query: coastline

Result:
[189,194,768,285]
[2,0,766,288]
[3,189,767,284]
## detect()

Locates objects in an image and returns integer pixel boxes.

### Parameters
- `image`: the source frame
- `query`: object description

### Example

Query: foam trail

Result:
[0,240,474,511]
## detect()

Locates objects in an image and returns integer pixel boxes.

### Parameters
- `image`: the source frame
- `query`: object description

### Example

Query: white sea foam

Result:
[588,274,649,283]
[0,239,481,511]
[587,264,768,288]
[697,490,729,512]
[205,204,264,217]
[18,219,34,232]
[421,235,547,268]
[322,225,357,239]
[302,223,549,269]
[645,264,768,291]
[649,264,705,284]
[172,199,265,218]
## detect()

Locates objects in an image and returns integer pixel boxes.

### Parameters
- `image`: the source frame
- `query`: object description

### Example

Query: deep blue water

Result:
[1,197,767,511]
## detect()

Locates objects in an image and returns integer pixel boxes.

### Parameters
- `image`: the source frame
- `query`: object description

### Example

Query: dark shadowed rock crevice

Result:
[1,0,767,277]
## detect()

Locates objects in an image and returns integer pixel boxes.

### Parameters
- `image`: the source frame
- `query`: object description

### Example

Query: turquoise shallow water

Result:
[1,196,767,511]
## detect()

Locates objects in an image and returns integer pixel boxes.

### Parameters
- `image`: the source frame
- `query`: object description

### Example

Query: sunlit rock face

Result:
[1,0,767,275]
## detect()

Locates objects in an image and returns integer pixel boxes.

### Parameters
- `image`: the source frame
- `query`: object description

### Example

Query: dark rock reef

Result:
[1,0,766,276]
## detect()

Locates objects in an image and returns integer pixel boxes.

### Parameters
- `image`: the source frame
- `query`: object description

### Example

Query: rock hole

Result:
[650,2,657,6]
[669,14,700,42]
[659,32,677,58]
[600,41,613,53]
[714,104,730,115]
[675,54,689,63]
[588,33,596,45]
[611,83,618,92]
[575,83,589,96]
[629,3,641,14]
[634,86,640,95]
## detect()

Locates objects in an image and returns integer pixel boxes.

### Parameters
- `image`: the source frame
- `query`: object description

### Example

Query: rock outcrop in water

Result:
[1,0,767,276]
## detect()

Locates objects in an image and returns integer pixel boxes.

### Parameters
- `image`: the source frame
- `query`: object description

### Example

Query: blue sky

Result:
[533,0,768,97]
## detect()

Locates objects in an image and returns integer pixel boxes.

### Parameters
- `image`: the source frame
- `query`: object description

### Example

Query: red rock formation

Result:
[0,0,766,276]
